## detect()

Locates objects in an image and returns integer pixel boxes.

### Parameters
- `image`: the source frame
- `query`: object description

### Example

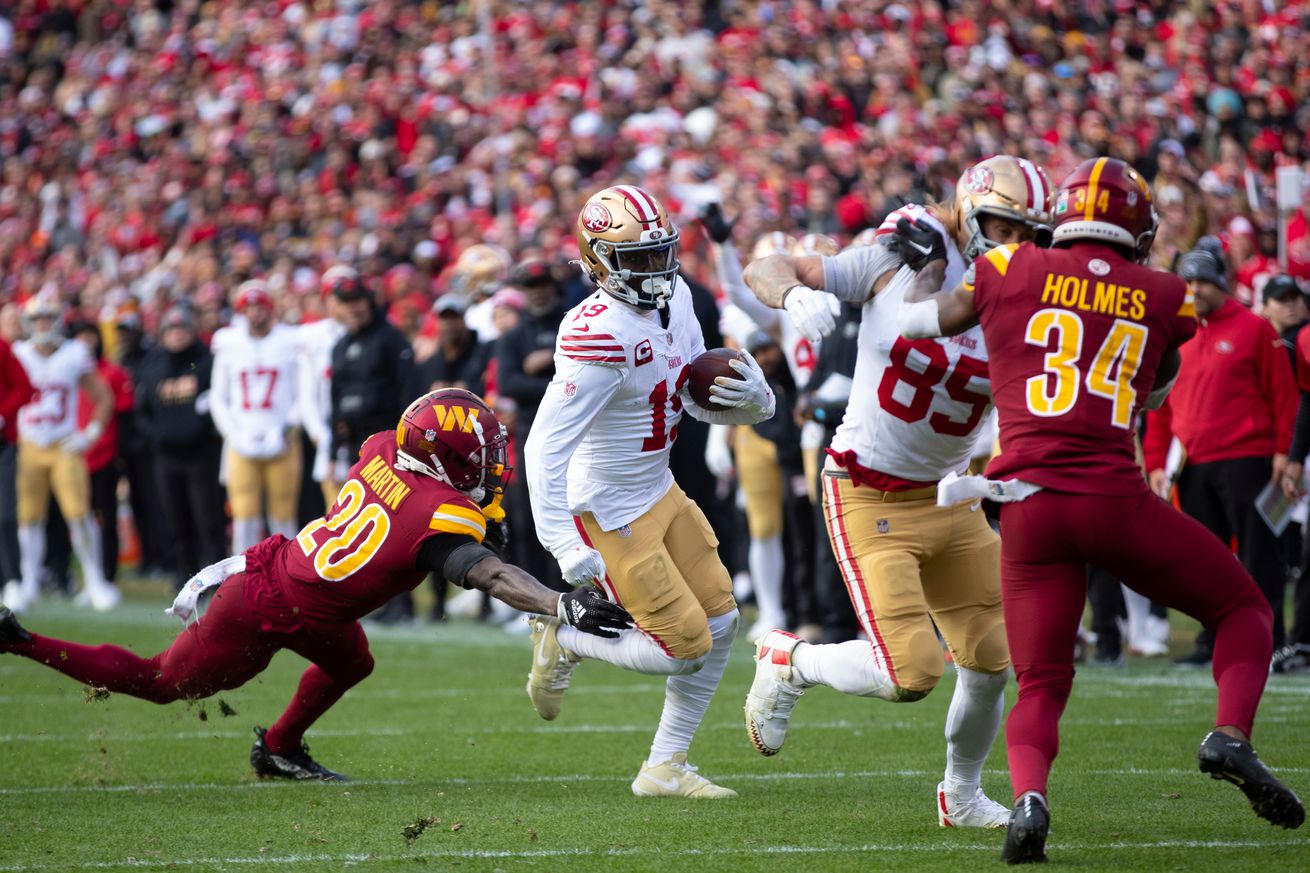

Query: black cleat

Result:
[1001,792,1049,864]
[1198,731,1304,829]
[250,726,349,782]
[0,604,31,646]
[1271,643,1310,675]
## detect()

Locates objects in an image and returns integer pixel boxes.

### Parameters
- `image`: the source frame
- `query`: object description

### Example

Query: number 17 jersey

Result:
[972,241,1196,494]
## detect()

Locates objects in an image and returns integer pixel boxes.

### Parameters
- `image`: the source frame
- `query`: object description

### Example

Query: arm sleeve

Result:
[298,341,329,447]
[821,242,904,304]
[713,242,779,329]
[0,343,34,426]
[208,348,234,440]
[1142,398,1175,472]
[496,329,554,403]
[523,359,626,560]
[1258,322,1297,454]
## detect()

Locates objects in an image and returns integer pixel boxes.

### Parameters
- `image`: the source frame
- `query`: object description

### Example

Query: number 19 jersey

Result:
[972,241,1196,494]
[822,209,993,484]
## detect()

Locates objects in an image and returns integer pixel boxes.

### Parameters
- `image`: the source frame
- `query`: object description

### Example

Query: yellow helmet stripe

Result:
[1084,157,1109,222]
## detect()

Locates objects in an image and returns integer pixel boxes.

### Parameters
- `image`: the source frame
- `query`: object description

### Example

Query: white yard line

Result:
[0,838,1307,871]
[3,765,1307,796]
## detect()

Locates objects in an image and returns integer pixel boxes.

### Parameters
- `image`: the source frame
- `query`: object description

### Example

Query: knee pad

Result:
[889,625,947,697]
[661,606,713,662]
[954,603,1011,674]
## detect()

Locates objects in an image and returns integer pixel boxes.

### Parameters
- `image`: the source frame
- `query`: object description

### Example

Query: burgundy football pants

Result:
[999,488,1272,801]
[3,575,374,755]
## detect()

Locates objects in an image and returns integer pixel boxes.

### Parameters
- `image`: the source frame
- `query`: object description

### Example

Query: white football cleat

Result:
[744,629,805,756]
[632,753,737,799]
[3,580,34,614]
[937,781,1010,829]
[525,615,578,721]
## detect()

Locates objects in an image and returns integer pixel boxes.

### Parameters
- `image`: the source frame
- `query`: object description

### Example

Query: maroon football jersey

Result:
[265,432,488,624]
[971,241,1197,494]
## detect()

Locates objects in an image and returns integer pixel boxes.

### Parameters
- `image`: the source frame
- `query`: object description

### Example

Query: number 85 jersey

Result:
[825,211,993,484]
[525,278,706,559]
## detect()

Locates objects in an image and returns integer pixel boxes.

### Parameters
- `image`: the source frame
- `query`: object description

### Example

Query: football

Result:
[687,348,744,408]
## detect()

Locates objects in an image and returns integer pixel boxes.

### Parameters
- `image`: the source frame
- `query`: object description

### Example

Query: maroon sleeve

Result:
[0,340,34,434]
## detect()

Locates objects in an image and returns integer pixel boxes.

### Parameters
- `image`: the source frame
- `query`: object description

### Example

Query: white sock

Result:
[17,523,44,602]
[557,624,702,675]
[67,515,110,592]
[943,666,1007,797]
[268,518,299,541]
[749,535,785,627]
[1121,584,1151,647]
[791,639,897,699]
[647,609,739,766]
[232,518,264,554]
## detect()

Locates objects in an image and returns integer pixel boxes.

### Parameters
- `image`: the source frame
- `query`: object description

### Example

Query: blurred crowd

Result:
[0,2,1308,651]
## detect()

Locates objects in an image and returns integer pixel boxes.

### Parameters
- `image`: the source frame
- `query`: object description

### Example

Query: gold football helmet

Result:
[751,232,798,261]
[22,293,65,347]
[575,185,680,309]
[952,156,1054,260]
[450,244,511,299]
[793,233,839,257]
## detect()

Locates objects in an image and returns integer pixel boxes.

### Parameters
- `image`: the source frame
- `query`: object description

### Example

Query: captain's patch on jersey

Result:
[635,339,653,367]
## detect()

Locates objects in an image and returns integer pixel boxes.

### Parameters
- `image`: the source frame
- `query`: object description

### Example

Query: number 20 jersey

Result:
[823,208,992,483]
[973,241,1195,495]
[258,431,488,625]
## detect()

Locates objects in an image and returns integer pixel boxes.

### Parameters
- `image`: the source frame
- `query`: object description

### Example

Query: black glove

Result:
[484,519,509,556]
[890,216,947,272]
[557,586,634,639]
[699,201,737,245]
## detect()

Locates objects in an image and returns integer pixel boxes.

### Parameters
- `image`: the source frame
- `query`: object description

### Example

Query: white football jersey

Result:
[15,339,93,447]
[210,323,301,459]
[525,277,707,558]
[297,318,346,481]
[823,205,993,482]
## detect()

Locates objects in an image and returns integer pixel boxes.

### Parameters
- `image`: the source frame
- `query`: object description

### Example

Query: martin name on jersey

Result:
[825,205,993,482]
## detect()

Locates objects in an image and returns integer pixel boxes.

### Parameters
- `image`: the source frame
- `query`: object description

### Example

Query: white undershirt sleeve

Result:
[524,360,628,560]
[713,241,781,329]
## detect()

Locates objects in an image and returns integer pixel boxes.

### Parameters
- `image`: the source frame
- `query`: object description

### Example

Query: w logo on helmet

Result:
[433,405,480,433]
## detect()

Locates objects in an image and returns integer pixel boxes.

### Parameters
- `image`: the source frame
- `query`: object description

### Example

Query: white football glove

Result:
[558,545,606,588]
[783,285,837,343]
[60,421,102,455]
[704,424,734,479]
[708,350,775,418]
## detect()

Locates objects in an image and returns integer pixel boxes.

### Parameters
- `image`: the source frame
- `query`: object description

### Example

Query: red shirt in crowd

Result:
[76,358,134,474]
[1144,297,1297,471]
[971,241,1196,495]
[0,338,36,444]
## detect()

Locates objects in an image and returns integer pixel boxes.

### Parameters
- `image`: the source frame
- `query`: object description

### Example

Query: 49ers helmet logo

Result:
[581,203,612,234]
[963,166,994,195]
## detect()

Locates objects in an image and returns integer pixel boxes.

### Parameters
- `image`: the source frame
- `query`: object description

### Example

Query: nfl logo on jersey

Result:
[877,519,890,534]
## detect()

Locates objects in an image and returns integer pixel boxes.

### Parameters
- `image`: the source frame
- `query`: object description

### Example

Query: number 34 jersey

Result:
[973,241,1195,495]
[256,431,488,625]
[823,210,993,484]
[524,278,706,559]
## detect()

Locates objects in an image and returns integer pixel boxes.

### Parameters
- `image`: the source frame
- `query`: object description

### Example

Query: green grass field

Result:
[1,592,1307,872]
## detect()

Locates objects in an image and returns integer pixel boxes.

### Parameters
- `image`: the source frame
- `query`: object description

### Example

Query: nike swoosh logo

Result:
[642,774,681,792]
[535,647,557,668]
[906,239,933,255]
[574,324,591,332]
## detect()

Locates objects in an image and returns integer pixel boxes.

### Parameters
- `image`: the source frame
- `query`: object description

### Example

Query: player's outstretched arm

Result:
[465,557,633,638]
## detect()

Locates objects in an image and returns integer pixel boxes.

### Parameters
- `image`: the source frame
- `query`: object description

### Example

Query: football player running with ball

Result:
[0,389,631,780]
[743,156,1054,828]
[895,157,1303,862]
[524,185,775,799]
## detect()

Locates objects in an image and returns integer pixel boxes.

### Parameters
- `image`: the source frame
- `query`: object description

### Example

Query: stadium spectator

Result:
[418,295,480,393]
[113,310,170,579]
[69,317,133,585]
[134,306,226,590]
[1144,244,1299,666]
